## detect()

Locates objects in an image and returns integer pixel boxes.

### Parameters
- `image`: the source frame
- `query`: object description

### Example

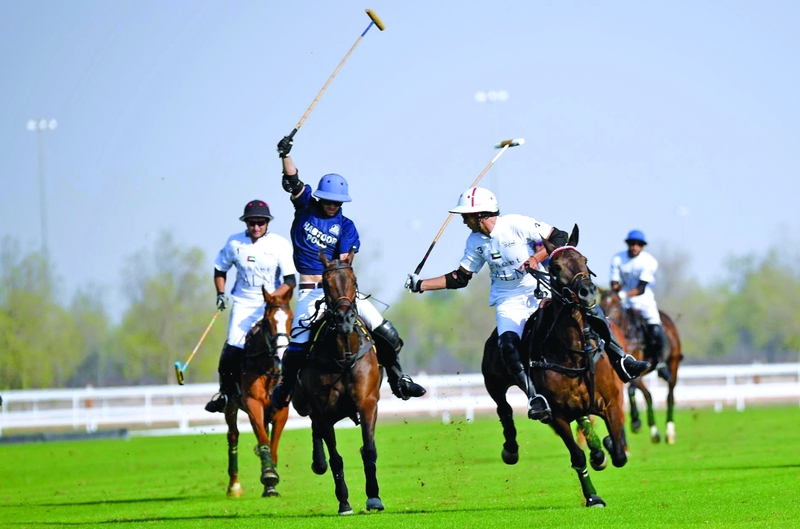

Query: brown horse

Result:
[482,226,627,507]
[599,289,683,444]
[224,285,292,498]
[290,250,384,515]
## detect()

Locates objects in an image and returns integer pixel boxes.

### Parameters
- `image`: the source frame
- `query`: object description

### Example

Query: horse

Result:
[290,249,384,515]
[223,285,292,498]
[599,289,683,444]
[482,226,627,507]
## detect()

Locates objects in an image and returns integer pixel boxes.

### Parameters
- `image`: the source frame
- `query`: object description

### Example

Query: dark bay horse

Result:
[291,250,384,515]
[224,286,292,498]
[599,289,683,444]
[482,227,627,507]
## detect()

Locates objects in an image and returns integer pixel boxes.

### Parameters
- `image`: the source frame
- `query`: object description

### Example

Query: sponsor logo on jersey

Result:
[330,224,340,236]
[303,222,338,248]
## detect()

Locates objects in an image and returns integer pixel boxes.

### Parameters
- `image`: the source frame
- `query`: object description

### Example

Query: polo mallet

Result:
[406,138,525,284]
[174,309,222,385]
[284,9,385,141]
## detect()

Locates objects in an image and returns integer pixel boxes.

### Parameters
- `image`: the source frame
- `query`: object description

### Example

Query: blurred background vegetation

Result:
[1,232,798,389]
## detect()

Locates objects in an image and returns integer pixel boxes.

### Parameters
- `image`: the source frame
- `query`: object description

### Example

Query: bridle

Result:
[261,301,291,357]
[322,261,358,334]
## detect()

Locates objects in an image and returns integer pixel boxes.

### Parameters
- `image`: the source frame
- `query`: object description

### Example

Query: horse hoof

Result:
[631,419,642,433]
[590,450,608,471]
[226,483,243,498]
[666,422,676,444]
[262,487,280,498]
[650,425,661,444]
[261,472,279,488]
[338,503,354,515]
[501,448,519,465]
[311,462,328,475]
[366,497,384,511]
[585,495,606,508]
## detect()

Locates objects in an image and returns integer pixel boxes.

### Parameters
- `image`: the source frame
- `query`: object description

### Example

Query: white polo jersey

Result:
[459,214,553,306]
[609,249,661,324]
[214,231,296,305]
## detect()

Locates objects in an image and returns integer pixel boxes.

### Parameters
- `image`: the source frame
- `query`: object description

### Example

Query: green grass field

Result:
[1,406,798,528]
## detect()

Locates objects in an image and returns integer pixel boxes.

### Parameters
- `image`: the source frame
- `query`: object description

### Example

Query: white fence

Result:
[1,363,799,438]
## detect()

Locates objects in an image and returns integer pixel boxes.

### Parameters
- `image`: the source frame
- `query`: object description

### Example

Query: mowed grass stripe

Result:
[1,406,798,528]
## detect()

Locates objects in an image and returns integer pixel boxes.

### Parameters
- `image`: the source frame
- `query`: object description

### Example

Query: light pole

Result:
[26,118,57,256]
[474,90,509,193]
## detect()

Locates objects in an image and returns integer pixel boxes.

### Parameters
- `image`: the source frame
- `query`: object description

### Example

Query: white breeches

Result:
[290,286,383,344]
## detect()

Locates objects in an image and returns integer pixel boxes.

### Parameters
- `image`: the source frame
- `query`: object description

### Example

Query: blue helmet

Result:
[313,173,352,203]
[625,229,647,245]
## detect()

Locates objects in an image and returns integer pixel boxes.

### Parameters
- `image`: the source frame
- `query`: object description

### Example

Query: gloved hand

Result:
[523,256,540,273]
[406,273,423,293]
[216,293,229,311]
[277,136,293,158]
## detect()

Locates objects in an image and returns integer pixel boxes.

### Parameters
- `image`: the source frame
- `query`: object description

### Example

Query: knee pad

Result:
[498,331,523,374]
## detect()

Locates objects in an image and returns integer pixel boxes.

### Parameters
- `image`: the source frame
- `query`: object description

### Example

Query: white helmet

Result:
[449,187,499,214]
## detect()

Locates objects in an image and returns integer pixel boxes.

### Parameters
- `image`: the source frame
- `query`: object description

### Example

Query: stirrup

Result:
[618,355,650,382]
[205,393,227,413]
[270,383,291,410]
[391,374,427,400]
[528,394,552,423]
[656,362,672,383]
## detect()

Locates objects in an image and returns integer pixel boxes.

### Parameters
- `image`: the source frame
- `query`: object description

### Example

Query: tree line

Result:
[1,233,798,389]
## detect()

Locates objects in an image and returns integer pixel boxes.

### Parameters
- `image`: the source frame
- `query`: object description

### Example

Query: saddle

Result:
[242,318,281,376]
[306,317,375,373]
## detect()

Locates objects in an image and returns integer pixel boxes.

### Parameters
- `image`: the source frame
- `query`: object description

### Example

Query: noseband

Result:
[322,262,358,333]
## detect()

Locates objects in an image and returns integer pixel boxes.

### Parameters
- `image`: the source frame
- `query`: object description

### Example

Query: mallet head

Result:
[494,138,525,149]
[365,9,385,31]
[174,361,185,385]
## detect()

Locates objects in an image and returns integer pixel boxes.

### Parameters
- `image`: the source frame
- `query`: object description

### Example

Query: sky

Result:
[2,1,800,321]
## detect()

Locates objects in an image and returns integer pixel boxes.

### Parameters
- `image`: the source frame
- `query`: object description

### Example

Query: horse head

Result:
[542,225,598,310]
[320,249,358,334]
[261,284,293,358]
[598,288,623,324]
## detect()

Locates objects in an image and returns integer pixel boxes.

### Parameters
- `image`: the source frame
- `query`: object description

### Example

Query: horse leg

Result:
[359,400,383,512]
[551,417,605,508]
[577,416,607,471]
[243,395,279,496]
[627,382,642,433]
[224,402,243,498]
[485,380,518,464]
[637,380,659,443]
[666,380,677,444]
[316,419,352,515]
[311,420,328,475]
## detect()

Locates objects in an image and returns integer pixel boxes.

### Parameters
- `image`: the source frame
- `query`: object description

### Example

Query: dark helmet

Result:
[625,229,647,245]
[239,199,274,221]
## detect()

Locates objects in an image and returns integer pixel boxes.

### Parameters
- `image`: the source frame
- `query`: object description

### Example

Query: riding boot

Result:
[371,319,426,400]
[206,344,243,413]
[510,365,552,423]
[646,324,671,383]
[269,343,307,410]
[585,305,650,382]
[498,330,551,423]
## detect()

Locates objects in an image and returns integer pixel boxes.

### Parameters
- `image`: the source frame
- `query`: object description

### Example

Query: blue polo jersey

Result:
[290,185,360,274]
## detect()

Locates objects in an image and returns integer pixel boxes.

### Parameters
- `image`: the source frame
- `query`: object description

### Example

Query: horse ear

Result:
[568,224,579,247]
[344,246,356,265]
[543,238,556,255]
[319,250,329,267]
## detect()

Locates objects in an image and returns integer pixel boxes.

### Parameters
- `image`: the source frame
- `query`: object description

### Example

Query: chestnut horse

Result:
[599,289,683,444]
[290,250,384,515]
[482,226,627,507]
[224,286,292,498]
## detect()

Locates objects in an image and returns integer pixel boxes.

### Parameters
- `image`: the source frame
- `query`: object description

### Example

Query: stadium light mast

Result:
[27,118,57,257]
